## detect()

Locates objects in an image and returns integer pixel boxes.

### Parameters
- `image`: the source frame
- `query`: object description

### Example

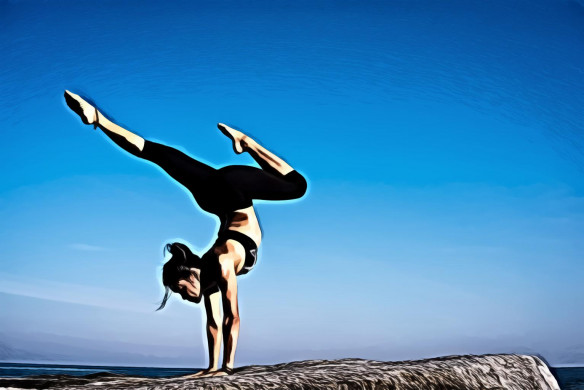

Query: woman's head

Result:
[157,242,202,310]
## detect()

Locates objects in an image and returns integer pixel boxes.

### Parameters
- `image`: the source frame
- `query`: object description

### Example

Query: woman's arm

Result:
[204,287,223,371]
[183,286,222,379]
[217,254,240,372]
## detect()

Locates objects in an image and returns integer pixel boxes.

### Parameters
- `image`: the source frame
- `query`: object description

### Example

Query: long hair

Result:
[156,242,201,310]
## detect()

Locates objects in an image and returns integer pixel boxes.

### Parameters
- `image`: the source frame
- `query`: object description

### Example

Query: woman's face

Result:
[173,273,201,303]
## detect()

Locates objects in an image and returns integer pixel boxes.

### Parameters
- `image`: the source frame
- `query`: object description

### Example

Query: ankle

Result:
[93,109,100,129]
[241,136,254,152]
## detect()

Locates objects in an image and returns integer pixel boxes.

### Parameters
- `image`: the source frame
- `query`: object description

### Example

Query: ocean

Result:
[0,362,199,378]
[0,363,582,389]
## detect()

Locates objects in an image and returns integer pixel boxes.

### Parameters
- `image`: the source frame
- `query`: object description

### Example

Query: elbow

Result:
[292,172,308,199]
[207,319,220,330]
[223,315,240,327]
[285,170,307,199]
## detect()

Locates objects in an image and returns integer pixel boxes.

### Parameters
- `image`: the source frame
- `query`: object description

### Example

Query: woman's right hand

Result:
[183,368,219,379]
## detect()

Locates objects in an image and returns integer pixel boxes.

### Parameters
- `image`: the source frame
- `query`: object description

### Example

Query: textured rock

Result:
[0,354,561,390]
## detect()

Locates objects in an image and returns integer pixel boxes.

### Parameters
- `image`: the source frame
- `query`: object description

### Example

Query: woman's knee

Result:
[286,170,307,199]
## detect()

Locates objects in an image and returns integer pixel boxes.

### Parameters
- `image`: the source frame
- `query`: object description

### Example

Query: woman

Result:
[64,90,307,377]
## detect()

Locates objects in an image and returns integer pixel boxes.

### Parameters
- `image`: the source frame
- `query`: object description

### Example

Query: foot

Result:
[217,123,248,154]
[64,90,99,128]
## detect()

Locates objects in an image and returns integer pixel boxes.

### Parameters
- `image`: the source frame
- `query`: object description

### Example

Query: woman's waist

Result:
[215,227,260,249]
[220,208,262,246]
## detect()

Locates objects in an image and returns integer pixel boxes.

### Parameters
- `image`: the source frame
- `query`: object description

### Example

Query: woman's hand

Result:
[184,368,231,379]
[202,369,230,377]
[183,368,218,378]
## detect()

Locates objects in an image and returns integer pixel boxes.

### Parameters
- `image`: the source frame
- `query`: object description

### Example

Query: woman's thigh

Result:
[141,141,216,188]
[218,165,306,201]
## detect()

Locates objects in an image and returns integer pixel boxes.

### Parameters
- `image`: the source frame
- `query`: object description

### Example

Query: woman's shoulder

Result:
[200,246,221,271]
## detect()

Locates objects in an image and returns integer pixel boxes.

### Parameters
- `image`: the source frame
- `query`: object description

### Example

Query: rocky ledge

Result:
[0,354,561,390]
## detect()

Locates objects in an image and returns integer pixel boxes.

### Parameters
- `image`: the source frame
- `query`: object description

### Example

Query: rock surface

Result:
[0,354,561,390]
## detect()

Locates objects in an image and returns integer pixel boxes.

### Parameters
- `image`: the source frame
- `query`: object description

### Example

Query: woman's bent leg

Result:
[217,124,307,201]
[218,124,294,176]
[219,165,306,202]
[244,137,295,176]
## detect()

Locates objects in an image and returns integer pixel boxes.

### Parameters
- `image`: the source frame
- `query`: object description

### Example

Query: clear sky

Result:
[1,0,583,367]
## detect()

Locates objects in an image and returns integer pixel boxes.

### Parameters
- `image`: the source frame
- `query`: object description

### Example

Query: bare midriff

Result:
[219,206,262,247]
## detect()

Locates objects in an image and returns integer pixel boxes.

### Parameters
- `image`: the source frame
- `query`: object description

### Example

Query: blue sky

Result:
[1,0,583,367]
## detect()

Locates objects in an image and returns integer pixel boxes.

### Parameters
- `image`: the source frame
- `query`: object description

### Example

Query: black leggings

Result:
[139,140,307,215]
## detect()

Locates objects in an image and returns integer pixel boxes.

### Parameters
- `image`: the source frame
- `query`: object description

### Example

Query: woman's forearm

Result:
[222,316,240,369]
[206,324,222,370]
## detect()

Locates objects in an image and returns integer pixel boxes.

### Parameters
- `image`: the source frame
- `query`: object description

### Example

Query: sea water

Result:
[0,362,199,378]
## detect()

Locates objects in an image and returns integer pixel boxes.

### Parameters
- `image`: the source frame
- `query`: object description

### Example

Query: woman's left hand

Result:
[185,368,230,379]
[204,369,230,377]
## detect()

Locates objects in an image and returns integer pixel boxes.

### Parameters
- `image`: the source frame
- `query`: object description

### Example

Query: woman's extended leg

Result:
[64,90,215,187]
[65,90,145,155]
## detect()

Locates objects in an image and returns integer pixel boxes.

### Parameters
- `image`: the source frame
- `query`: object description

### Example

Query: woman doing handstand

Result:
[64,90,307,377]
